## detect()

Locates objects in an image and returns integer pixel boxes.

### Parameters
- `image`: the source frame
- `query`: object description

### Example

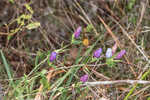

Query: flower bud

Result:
[80,74,88,82]
[50,52,57,62]
[112,43,117,55]
[115,50,126,59]
[93,48,102,58]
[106,48,112,58]
[74,26,82,39]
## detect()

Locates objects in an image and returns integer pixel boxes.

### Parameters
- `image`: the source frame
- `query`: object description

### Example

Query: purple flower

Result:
[93,48,102,58]
[112,43,117,55]
[50,52,57,62]
[106,48,112,58]
[80,74,88,82]
[74,26,82,39]
[115,50,126,59]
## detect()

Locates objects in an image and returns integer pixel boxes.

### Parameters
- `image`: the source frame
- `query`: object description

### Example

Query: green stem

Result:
[124,68,150,100]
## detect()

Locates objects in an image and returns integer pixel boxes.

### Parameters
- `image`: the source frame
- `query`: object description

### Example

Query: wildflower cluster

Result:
[93,47,126,59]
[49,26,126,83]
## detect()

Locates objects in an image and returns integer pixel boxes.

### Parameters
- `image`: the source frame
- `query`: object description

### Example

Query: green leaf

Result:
[147,97,150,100]
[71,34,81,44]
[86,24,93,32]
[90,57,99,63]
[41,69,47,75]
[0,50,13,84]
[127,0,136,10]
[71,34,75,44]
[24,4,34,14]
[72,40,82,44]
[26,22,40,30]
[58,87,65,92]
[40,74,50,90]
[9,0,14,3]
[106,58,116,67]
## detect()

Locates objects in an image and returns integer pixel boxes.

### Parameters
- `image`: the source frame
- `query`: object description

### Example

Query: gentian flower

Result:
[115,50,126,59]
[106,48,112,58]
[74,26,82,39]
[80,74,88,82]
[50,51,57,62]
[93,48,102,58]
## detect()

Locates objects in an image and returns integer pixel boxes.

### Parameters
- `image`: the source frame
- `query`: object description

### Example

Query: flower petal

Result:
[106,48,112,58]
[74,26,82,39]
[115,50,126,59]
[112,43,118,55]
[80,74,88,82]
[93,48,102,58]
[50,52,57,62]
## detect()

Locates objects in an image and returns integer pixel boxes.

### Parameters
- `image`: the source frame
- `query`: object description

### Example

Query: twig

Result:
[84,80,150,86]
[91,69,111,80]
[98,15,120,47]
[0,32,15,36]
[75,0,99,35]
[135,1,146,35]
[131,85,150,97]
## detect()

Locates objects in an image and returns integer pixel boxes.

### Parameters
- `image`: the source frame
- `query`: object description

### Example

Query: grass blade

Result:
[0,50,13,84]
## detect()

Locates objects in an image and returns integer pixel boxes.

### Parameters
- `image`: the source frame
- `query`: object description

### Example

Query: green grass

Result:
[0,50,13,86]
[1,0,150,99]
